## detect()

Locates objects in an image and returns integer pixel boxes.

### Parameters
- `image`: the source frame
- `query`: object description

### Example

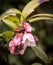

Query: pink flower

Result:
[14,22,32,33]
[9,22,38,55]
[9,33,23,47]
[9,33,24,55]
[9,32,38,55]
[13,44,26,55]
[15,44,26,55]
[23,22,32,32]
[22,32,36,47]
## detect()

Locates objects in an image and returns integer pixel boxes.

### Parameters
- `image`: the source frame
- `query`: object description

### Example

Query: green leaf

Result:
[0,31,14,42]
[28,14,53,23]
[31,46,48,63]
[2,16,20,30]
[28,14,53,19]
[0,8,21,20]
[32,63,42,65]
[28,17,53,23]
[21,0,48,21]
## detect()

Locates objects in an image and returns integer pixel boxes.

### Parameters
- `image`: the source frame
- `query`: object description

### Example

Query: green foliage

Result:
[21,0,40,21]
[3,16,20,29]
[0,31,14,42]
[0,8,21,20]
[28,14,53,23]
[0,0,53,65]
[32,46,48,63]
[21,0,49,21]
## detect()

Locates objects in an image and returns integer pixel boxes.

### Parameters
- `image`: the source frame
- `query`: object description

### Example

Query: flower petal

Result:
[9,40,15,47]
[22,33,35,46]
[9,33,23,48]
[9,46,15,54]
[25,40,36,46]
[24,22,32,32]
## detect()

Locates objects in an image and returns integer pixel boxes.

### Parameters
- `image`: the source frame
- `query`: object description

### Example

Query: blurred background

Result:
[0,0,53,65]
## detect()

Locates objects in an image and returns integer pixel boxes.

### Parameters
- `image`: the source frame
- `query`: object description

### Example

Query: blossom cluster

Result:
[9,22,38,55]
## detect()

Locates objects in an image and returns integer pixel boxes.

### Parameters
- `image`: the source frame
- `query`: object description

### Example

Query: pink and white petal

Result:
[22,33,35,46]
[9,40,15,47]
[19,49,25,55]
[9,34,22,47]
[26,33,35,43]
[24,22,32,32]
[13,33,23,46]
[22,33,35,43]
[25,40,36,46]
[13,37,21,46]
[9,46,15,54]
[19,45,27,55]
